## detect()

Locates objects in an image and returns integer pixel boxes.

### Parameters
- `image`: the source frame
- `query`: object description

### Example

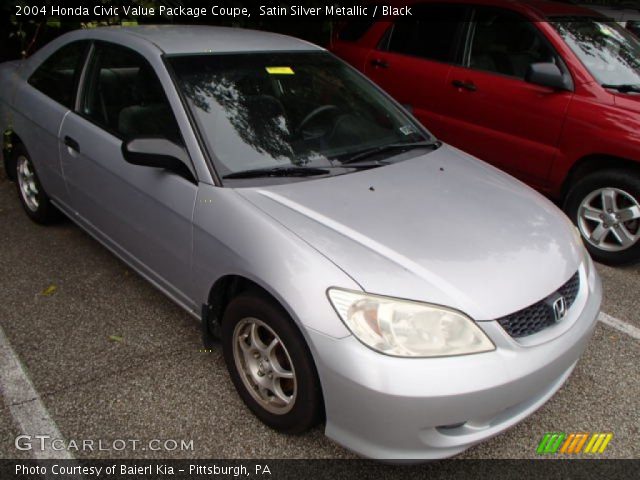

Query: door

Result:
[59,42,198,310]
[363,3,469,138]
[440,6,573,185]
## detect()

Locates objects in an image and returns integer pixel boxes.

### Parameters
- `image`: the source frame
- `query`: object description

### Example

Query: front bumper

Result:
[307,260,602,460]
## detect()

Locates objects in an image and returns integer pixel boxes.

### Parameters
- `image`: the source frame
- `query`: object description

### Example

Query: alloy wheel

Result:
[232,317,297,415]
[16,155,40,212]
[578,187,640,252]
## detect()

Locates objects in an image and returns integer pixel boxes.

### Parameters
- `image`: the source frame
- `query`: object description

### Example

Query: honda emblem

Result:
[552,296,567,322]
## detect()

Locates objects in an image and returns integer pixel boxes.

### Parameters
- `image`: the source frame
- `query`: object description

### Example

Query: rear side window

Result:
[28,41,89,108]
[384,4,468,63]
[80,43,180,141]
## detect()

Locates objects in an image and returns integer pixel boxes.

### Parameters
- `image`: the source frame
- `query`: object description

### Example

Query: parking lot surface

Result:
[0,169,638,460]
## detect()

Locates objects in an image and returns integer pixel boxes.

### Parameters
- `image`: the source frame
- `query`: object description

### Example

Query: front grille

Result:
[497,271,580,338]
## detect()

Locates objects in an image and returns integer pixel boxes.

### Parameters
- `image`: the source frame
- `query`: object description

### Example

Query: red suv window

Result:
[468,7,556,79]
[382,4,469,63]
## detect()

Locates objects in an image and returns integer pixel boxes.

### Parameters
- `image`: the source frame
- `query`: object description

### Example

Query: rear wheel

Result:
[564,169,640,265]
[221,292,323,433]
[13,144,61,224]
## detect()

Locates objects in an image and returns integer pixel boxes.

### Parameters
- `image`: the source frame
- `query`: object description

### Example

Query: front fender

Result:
[191,184,358,339]
[550,92,640,196]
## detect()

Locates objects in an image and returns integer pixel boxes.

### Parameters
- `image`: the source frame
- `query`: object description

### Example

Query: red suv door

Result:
[361,3,470,139]
[440,6,574,188]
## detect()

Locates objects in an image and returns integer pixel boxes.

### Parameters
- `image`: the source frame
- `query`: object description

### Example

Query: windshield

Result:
[168,52,431,180]
[551,17,640,87]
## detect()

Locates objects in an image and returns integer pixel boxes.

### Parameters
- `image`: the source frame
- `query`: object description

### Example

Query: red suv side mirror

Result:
[525,63,573,91]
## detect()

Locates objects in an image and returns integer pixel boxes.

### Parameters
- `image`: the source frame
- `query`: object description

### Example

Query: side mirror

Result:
[525,63,573,91]
[122,138,195,182]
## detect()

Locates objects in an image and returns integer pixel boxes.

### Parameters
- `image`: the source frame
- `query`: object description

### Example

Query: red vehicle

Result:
[330,0,640,265]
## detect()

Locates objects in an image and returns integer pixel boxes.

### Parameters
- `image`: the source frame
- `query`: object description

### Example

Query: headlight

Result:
[327,288,495,358]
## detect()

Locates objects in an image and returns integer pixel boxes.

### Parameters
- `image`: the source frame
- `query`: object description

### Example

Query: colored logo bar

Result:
[536,432,612,455]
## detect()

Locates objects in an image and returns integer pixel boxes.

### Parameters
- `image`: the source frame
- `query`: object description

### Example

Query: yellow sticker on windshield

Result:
[266,66,294,75]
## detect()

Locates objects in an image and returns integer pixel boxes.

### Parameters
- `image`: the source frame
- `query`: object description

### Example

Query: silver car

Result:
[0,26,602,460]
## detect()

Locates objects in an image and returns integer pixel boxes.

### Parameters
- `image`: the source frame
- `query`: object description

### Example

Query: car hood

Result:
[237,145,583,321]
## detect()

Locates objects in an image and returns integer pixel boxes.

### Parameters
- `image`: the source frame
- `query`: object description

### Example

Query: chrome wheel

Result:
[578,187,640,252]
[16,155,40,212]
[232,317,297,415]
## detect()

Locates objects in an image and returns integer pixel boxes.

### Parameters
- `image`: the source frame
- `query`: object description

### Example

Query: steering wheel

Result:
[296,104,339,135]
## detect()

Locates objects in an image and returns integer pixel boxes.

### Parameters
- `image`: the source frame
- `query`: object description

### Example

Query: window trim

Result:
[27,40,91,109]
[74,41,95,113]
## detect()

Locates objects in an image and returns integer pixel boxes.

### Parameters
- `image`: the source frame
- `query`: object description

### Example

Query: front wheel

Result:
[564,169,640,265]
[221,292,323,433]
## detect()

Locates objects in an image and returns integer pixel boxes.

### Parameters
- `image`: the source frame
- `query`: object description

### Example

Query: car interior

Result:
[470,14,556,78]
[179,61,397,163]
[82,47,181,141]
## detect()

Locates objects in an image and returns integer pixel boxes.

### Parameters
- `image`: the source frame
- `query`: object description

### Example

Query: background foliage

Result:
[0,0,334,62]
[1,0,639,62]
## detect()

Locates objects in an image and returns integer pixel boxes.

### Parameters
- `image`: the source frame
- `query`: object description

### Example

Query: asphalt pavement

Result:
[0,168,638,461]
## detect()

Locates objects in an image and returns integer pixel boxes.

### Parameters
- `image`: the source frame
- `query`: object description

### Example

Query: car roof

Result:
[100,25,323,55]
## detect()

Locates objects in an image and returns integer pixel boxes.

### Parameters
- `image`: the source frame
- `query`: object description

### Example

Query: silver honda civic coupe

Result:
[0,26,601,460]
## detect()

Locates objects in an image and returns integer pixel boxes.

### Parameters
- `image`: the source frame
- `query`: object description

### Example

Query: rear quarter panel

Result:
[10,71,71,203]
[0,36,74,200]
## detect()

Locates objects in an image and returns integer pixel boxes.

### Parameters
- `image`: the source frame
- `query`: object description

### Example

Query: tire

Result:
[564,169,640,265]
[221,292,323,433]
[12,144,61,224]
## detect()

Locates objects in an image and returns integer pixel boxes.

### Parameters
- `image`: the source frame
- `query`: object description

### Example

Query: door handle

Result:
[370,58,389,69]
[64,136,80,153]
[452,80,477,92]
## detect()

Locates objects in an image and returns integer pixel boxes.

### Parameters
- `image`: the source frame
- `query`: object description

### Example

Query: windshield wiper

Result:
[341,140,441,165]
[601,83,640,93]
[223,162,386,179]
[223,166,330,179]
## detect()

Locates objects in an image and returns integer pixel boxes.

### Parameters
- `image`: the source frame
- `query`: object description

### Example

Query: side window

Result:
[81,43,181,141]
[384,4,467,63]
[468,8,556,79]
[28,41,89,108]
